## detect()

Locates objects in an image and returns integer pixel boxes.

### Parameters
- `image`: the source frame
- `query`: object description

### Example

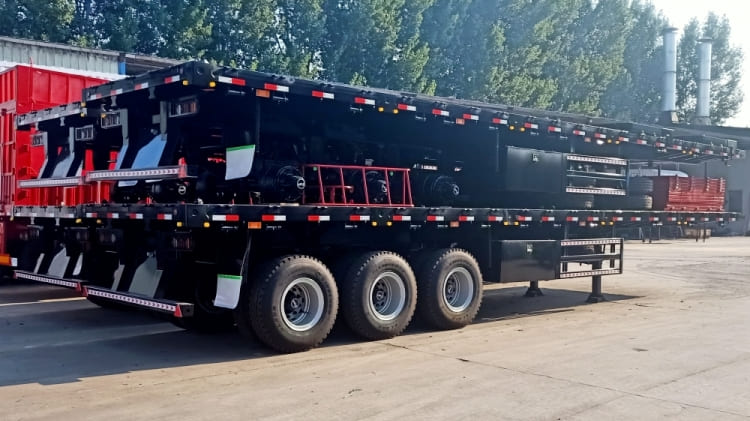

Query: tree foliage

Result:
[0,0,744,124]
[677,13,744,124]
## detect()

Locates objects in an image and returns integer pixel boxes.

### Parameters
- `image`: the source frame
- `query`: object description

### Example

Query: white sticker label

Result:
[225,144,256,180]
[214,274,242,309]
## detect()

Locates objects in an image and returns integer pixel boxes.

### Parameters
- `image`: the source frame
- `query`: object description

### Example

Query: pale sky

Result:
[649,0,750,127]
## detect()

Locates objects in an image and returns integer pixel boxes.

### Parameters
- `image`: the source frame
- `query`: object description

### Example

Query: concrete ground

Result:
[1,238,749,420]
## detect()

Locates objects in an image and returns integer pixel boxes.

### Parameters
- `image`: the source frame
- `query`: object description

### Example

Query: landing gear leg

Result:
[525,280,544,297]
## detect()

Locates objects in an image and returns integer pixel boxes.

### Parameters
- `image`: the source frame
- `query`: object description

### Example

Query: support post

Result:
[587,246,605,303]
[525,280,544,297]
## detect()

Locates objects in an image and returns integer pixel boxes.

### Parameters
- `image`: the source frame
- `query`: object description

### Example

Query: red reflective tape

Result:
[595,133,607,139]
[307,215,331,222]
[458,215,475,222]
[312,90,334,99]
[134,82,149,90]
[432,109,449,117]
[397,103,416,111]
[636,139,648,145]
[264,83,289,93]
[164,75,180,84]
[462,114,479,121]
[541,216,555,222]
[226,214,240,222]
[524,122,538,130]
[157,213,173,221]
[613,217,624,222]
[488,215,503,222]
[517,216,532,222]
[110,89,123,96]
[262,214,286,222]
[427,215,445,222]
[587,216,600,222]
[548,126,562,133]
[618,136,629,142]
[392,215,411,222]
[630,217,642,222]
[349,214,370,222]
[354,97,375,105]
[566,216,579,222]
[218,76,246,86]
[572,130,586,136]
[492,118,508,125]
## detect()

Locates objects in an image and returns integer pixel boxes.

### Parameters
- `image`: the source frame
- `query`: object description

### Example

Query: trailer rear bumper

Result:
[13,270,193,318]
[14,270,81,289]
[83,286,194,318]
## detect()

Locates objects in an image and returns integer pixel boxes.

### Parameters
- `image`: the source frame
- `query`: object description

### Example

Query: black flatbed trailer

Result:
[4,61,742,353]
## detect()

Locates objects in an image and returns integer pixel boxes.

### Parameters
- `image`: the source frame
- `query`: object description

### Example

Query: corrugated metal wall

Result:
[0,36,120,75]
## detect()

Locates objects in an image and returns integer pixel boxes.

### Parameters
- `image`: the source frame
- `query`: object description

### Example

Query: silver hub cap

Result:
[281,277,325,332]
[442,267,474,313]
[369,271,406,321]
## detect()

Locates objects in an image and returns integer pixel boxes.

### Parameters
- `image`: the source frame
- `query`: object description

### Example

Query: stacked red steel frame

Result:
[0,65,111,210]
[651,176,725,212]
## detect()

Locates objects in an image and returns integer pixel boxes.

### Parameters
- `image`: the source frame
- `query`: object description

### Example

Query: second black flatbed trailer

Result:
[4,60,742,353]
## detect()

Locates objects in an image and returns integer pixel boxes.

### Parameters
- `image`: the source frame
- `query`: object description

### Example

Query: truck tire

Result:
[629,177,654,194]
[560,194,594,210]
[416,249,483,330]
[626,194,653,210]
[339,251,417,340]
[595,194,653,210]
[245,255,338,353]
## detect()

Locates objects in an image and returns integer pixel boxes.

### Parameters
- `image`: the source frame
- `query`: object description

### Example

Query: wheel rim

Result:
[281,277,325,332]
[442,267,474,313]
[368,271,406,321]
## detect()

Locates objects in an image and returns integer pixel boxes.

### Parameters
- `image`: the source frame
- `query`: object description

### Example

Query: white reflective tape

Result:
[135,82,149,90]
[262,215,286,222]
[164,75,181,83]
[392,215,411,222]
[488,215,503,222]
[87,289,177,312]
[15,272,77,288]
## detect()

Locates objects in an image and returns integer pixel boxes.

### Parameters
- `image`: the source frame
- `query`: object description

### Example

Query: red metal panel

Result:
[0,65,108,208]
[651,176,725,212]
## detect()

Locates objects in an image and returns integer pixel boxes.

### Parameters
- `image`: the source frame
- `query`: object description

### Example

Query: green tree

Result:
[262,0,328,78]
[677,13,744,124]
[0,0,75,42]
[599,0,667,122]
[321,0,434,91]
[203,0,277,69]
[550,0,631,115]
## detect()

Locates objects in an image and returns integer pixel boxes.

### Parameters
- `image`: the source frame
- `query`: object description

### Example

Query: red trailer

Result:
[0,65,111,259]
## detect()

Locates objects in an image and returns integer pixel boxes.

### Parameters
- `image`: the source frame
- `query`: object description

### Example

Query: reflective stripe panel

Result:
[218,76,246,86]
[312,90,335,99]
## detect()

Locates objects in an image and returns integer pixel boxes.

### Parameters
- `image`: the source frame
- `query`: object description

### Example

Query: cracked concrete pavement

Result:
[1,238,749,420]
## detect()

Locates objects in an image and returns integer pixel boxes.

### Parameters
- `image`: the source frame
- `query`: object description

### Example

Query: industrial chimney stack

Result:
[694,37,713,125]
[661,27,679,124]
